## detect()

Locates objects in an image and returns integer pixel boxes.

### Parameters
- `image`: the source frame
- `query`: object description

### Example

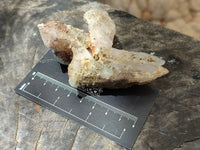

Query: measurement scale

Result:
[15,50,157,149]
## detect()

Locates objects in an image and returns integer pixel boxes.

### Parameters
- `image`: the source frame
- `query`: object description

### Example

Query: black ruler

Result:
[15,50,157,149]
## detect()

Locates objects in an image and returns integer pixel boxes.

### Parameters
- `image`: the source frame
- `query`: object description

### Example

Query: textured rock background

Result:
[99,0,200,40]
[0,0,200,150]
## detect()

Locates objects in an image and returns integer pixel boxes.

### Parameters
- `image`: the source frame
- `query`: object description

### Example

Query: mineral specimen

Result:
[38,9,168,88]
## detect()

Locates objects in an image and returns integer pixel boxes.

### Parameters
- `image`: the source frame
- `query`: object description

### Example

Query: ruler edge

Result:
[36,71,138,122]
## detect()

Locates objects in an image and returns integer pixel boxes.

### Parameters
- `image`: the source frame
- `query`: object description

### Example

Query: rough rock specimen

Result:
[38,9,168,88]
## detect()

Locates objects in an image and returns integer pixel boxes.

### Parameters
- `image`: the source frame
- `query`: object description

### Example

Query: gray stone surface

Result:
[0,0,200,150]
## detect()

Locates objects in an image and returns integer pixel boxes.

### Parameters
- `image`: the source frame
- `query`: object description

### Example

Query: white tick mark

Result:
[19,83,26,90]
[32,72,36,75]
[86,112,92,121]
[43,81,47,86]
[67,92,71,97]
[102,124,105,130]
[118,116,122,121]
[37,93,41,97]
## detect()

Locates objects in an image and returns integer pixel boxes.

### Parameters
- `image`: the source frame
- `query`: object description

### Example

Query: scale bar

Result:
[35,72,138,122]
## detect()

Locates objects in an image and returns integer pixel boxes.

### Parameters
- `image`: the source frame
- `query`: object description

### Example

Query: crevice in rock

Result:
[31,48,37,68]
[145,142,154,150]
[59,119,69,138]
[14,96,20,150]
[34,127,43,150]
[143,127,177,140]
[183,137,200,143]
[90,134,99,146]
[173,137,200,149]
[69,125,81,150]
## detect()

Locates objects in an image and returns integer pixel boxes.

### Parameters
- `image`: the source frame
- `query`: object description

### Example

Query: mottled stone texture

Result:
[99,0,200,40]
[0,0,199,150]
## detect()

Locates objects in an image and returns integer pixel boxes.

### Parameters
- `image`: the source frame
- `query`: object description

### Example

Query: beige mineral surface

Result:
[99,0,200,40]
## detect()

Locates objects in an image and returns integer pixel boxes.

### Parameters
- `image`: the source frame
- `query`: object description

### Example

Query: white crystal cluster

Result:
[38,9,168,88]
